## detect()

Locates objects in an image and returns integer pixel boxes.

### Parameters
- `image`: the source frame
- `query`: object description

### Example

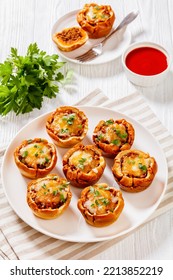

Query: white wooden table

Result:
[0,0,173,259]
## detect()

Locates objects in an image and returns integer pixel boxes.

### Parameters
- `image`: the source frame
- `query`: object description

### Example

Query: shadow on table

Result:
[67,56,124,79]
[131,71,173,104]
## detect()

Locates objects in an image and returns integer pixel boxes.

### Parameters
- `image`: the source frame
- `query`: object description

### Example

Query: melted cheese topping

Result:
[86,5,110,21]
[84,187,118,215]
[50,112,84,138]
[122,154,150,177]
[20,142,52,168]
[69,149,102,173]
[31,178,69,209]
[69,151,92,167]
[97,121,128,145]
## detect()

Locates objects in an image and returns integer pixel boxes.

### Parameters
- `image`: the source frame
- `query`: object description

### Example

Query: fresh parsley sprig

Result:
[0,43,71,116]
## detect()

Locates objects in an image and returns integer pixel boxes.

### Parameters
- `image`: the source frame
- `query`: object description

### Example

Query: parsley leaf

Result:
[0,43,72,116]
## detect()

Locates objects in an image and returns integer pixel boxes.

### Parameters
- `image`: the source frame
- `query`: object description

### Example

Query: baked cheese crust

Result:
[77,183,124,227]
[77,3,115,38]
[46,106,88,148]
[62,143,106,188]
[14,138,57,179]
[112,149,158,192]
[27,174,72,219]
[93,118,135,157]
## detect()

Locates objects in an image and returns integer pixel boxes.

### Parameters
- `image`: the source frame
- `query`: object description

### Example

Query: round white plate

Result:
[2,106,167,242]
[51,9,131,65]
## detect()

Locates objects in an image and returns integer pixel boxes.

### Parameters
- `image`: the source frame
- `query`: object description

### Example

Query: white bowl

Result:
[122,41,171,87]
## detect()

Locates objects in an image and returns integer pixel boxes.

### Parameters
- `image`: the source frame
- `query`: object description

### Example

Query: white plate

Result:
[51,9,131,65]
[2,106,167,242]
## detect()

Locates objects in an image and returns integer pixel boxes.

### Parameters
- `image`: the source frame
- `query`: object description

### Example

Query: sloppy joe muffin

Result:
[14,138,57,179]
[77,3,115,39]
[112,149,158,192]
[27,174,72,219]
[52,26,88,52]
[62,143,106,188]
[93,118,135,157]
[77,183,124,227]
[46,106,88,148]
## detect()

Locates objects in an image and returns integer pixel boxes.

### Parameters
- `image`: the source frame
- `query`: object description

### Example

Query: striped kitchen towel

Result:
[0,88,173,260]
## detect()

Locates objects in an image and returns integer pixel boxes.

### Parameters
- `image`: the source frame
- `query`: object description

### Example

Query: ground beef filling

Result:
[56,28,83,43]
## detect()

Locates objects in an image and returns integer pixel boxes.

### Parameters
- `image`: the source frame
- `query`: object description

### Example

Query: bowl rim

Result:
[122,41,172,78]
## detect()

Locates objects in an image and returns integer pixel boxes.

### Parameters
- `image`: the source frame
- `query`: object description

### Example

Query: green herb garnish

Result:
[127,160,135,165]
[105,119,114,125]
[101,198,110,206]
[91,203,95,208]
[22,151,28,158]
[97,185,111,192]
[98,185,105,189]
[67,114,75,125]
[90,186,95,194]
[116,129,127,139]
[111,139,120,146]
[78,157,87,164]
[60,193,66,202]
[138,163,147,172]
[94,190,100,196]
[52,190,58,196]
[0,43,72,116]
[95,200,100,206]
[89,187,100,197]
[78,157,87,169]
[62,114,76,125]
[45,157,49,163]
[60,182,70,188]
[97,133,104,141]
[60,128,69,134]
[42,184,46,189]
[94,5,100,10]
[121,133,128,139]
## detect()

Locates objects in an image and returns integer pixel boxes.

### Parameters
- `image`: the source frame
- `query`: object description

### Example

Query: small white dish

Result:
[51,9,131,65]
[122,41,171,87]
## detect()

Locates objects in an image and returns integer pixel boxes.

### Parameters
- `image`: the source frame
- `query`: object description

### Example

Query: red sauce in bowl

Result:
[125,47,168,76]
